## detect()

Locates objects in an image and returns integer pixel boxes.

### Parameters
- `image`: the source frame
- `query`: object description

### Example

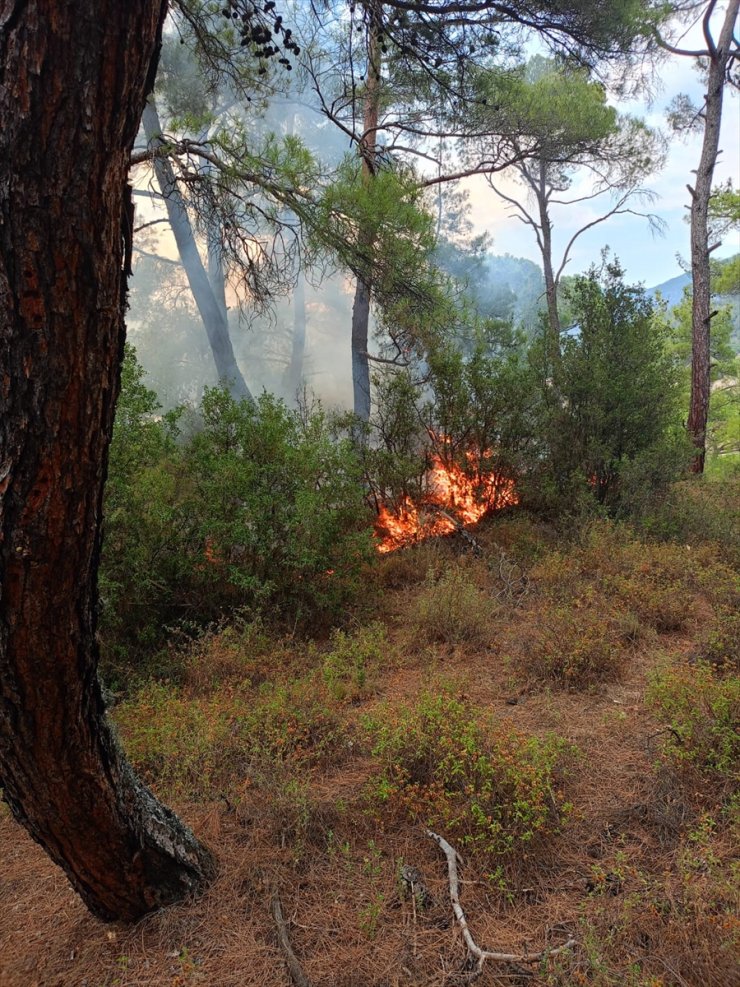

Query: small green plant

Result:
[322,622,389,701]
[359,893,385,940]
[364,691,573,860]
[411,564,498,646]
[647,661,740,789]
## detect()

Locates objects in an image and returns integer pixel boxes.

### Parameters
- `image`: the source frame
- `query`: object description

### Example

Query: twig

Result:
[427,830,577,974]
[271,893,312,987]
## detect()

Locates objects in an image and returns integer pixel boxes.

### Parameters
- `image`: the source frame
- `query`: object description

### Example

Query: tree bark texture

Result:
[141,98,253,403]
[687,0,739,472]
[0,1,216,921]
[350,0,381,426]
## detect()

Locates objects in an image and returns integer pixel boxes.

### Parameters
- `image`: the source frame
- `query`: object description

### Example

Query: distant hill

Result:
[647,272,691,308]
[648,261,739,349]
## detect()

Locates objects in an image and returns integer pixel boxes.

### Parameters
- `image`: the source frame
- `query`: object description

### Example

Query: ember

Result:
[375,449,517,553]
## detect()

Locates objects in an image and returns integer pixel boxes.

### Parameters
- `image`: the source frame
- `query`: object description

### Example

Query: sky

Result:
[462,13,740,290]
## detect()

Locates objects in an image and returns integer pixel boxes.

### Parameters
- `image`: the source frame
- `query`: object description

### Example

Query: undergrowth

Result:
[363,691,574,882]
[647,661,740,796]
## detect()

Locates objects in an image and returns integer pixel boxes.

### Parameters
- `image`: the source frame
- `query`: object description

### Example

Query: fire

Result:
[375,449,518,553]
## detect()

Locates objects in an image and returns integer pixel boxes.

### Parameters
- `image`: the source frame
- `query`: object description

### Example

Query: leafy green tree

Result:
[536,260,684,507]
[472,56,665,364]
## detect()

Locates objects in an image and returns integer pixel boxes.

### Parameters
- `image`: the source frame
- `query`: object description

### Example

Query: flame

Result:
[375,447,518,553]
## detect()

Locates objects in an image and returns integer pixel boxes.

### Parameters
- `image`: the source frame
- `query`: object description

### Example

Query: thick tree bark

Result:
[141,98,253,403]
[350,0,382,427]
[686,0,739,473]
[0,1,216,921]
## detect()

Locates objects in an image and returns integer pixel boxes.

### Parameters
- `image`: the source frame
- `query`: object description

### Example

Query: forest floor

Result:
[1,500,738,987]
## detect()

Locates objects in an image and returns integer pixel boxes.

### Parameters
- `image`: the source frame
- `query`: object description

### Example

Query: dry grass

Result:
[2,514,738,986]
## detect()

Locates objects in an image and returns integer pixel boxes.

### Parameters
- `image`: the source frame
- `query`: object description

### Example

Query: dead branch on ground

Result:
[427,830,577,975]
[271,893,312,987]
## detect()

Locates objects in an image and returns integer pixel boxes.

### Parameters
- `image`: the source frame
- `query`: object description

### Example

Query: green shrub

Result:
[364,692,573,867]
[638,475,740,568]
[114,676,347,800]
[411,564,498,646]
[695,608,740,673]
[184,388,375,622]
[322,622,390,702]
[507,602,624,689]
[530,261,684,513]
[101,349,376,671]
[647,662,740,788]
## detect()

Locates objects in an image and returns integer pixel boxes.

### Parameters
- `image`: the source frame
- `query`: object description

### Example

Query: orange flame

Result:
[375,448,518,553]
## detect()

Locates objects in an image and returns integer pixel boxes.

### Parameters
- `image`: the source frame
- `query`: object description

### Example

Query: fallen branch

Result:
[427,830,576,973]
[271,893,312,987]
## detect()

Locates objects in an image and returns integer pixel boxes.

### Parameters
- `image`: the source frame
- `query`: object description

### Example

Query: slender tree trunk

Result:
[0,1,216,921]
[536,162,561,367]
[686,0,739,473]
[141,98,253,403]
[350,0,382,427]
[285,271,307,399]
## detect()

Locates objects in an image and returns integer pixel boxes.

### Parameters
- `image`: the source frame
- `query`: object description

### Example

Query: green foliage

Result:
[101,346,187,662]
[647,662,740,790]
[708,181,740,243]
[364,692,573,864]
[321,622,390,702]
[637,474,740,568]
[411,564,499,647]
[532,260,684,510]
[695,608,740,675]
[115,675,346,800]
[424,321,535,482]
[317,157,454,351]
[184,387,373,616]
[365,367,427,510]
[367,321,533,514]
[100,349,374,670]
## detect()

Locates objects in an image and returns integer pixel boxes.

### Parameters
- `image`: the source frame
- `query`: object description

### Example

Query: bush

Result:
[100,349,376,670]
[364,692,573,868]
[694,608,740,674]
[506,603,624,689]
[638,475,740,568]
[114,675,347,800]
[647,662,740,790]
[184,388,375,622]
[411,564,498,646]
[321,622,390,702]
[531,260,684,513]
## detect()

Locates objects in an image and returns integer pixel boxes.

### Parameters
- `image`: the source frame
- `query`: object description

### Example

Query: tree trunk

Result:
[350,0,382,428]
[687,0,739,473]
[285,271,307,400]
[141,98,253,403]
[0,1,216,921]
[536,162,562,367]
[352,277,373,421]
